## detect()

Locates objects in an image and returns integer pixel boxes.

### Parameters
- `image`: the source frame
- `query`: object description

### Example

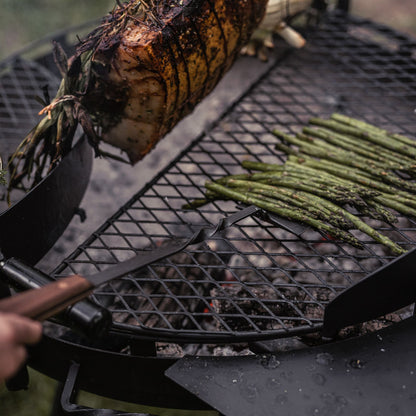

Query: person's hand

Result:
[0,312,42,382]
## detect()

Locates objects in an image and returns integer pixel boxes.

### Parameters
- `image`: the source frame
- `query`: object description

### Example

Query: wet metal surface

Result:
[166,316,416,416]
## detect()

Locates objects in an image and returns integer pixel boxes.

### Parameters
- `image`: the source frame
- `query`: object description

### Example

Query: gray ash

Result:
[86,214,413,358]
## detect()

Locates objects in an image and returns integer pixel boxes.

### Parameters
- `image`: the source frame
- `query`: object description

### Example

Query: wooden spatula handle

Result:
[0,275,94,320]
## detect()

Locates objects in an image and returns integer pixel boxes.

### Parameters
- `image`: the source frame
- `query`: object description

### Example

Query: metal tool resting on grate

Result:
[43,10,416,344]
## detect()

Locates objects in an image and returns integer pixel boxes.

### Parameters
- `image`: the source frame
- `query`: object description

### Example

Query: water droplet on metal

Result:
[349,359,365,369]
[320,392,348,412]
[240,383,259,403]
[353,387,363,397]
[315,352,334,365]
[267,377,281,389]
[260,355,281,369]
[279,370,294,382]
[275,393,288,405]
[337,396,348,406]
[312,373,326,386]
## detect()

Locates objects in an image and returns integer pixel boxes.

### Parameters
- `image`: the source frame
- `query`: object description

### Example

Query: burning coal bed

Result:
[62,212,416,359]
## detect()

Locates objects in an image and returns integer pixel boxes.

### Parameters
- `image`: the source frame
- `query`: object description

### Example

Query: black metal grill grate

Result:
[0,56,61,210]
[0,57,60,159]
[45,12,415,342]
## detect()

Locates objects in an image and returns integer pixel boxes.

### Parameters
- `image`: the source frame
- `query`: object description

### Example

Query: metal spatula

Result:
[323,247,416,338]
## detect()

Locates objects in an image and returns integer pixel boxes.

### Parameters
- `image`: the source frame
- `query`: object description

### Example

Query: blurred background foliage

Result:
[0,0,415,59]
[351,0,416,37]
[0,0,415,415]
[0,0,114,59]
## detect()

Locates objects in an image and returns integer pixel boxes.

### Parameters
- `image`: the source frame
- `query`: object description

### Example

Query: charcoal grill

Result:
[2,2,416,415]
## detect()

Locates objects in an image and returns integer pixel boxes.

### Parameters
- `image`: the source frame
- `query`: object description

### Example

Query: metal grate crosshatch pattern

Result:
[49,12,416,342]
[0,57,60,159]
[0,56,61,210]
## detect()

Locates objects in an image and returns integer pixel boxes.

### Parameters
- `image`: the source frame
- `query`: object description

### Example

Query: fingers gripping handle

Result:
[0,275,94,321]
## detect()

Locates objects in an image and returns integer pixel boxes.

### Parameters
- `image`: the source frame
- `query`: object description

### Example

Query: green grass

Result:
[1,368,218,415]
[0,369,55,415]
